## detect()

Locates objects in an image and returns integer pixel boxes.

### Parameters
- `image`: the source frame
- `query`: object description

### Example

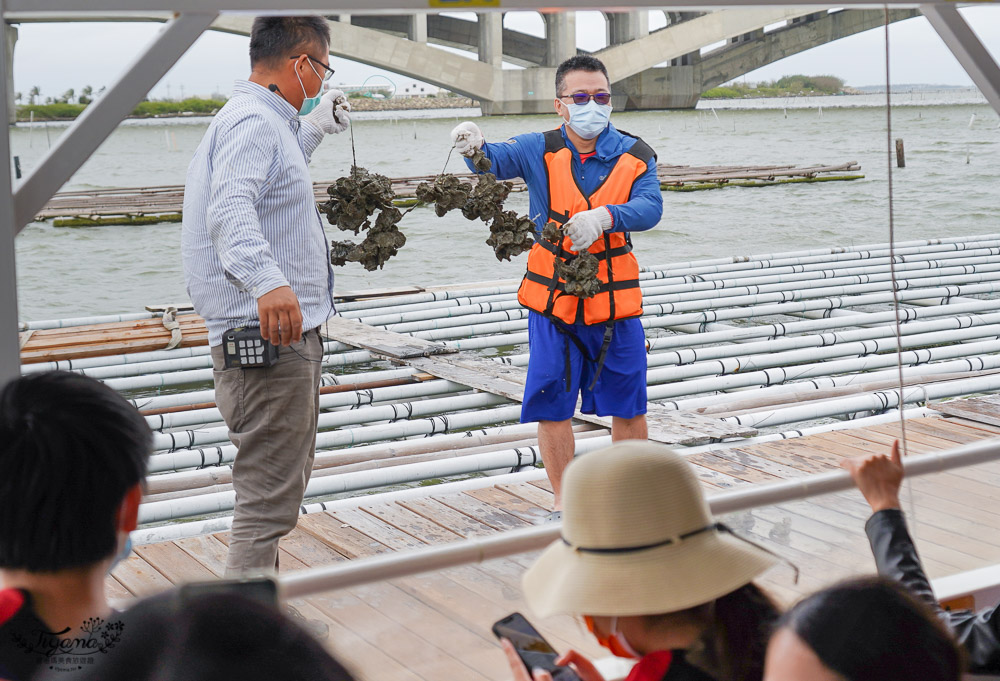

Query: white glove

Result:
[304,89,351,135]
[564,207,613,252]
[450,121,484,157]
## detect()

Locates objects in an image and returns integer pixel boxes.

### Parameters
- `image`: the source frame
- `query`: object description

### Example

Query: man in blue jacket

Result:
[451,55,662,517]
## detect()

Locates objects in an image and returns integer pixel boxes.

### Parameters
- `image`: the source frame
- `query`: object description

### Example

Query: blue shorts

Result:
[521,312,647,423]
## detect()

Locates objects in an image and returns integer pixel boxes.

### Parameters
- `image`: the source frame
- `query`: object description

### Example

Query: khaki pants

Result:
[211,328,322,575]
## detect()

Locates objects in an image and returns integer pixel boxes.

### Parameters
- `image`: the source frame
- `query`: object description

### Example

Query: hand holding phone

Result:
[492,612,582,681]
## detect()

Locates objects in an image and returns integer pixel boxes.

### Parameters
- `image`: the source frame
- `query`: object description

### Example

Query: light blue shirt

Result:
[182,80,334,346]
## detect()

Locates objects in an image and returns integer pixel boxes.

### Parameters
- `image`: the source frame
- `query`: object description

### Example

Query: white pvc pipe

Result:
[647,340,1000,399]
[150,390,509,451]
[146,404,524,473]
[139,434,611,523]
[723,374,1000,429]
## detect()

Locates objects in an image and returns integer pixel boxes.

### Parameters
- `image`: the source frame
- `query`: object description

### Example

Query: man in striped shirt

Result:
[182,16,350,575]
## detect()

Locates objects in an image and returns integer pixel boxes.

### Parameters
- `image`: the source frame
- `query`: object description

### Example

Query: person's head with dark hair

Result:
[0,371,150,572]
[0,370,150,673]
[552,55,614,146]
[554,55,609,98]
[40,590,355,681]
[248,16,333,113]
[764,576,963,681]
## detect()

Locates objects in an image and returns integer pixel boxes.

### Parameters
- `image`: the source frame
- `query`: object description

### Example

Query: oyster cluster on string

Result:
[415,155,534,262]
[320,166,407,271]
[542,221,602,299]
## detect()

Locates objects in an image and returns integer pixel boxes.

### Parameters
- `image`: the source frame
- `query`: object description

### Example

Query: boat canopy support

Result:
[2,1,1000,384]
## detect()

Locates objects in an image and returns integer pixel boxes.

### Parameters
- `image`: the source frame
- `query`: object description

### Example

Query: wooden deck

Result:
[112,411,1000,681]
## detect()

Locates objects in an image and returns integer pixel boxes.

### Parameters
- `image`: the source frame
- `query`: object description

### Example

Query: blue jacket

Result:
[465,122,663,234]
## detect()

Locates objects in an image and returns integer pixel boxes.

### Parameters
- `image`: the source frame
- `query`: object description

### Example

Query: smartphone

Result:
[492,612,582,681]
[177,576,278,608]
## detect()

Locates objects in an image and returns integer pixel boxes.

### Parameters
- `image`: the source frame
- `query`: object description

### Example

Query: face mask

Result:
[107,534,133,574]
[564,100,612,140]
[295,60,324,116]
[584,615,642,659]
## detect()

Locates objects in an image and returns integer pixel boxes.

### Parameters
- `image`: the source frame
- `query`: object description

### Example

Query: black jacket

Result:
[866,509,1000,674]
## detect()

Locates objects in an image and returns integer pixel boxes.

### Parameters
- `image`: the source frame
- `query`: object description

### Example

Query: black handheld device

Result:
[177,576,279,608]
[222,327,279,369]
[492,612,582,681]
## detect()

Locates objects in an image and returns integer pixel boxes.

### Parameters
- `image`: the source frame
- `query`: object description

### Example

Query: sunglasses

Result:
[291,54,335,83]
[560,92,612,106]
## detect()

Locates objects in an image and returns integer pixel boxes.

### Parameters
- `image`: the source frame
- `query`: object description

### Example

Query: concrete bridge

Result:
[6,8,918,117]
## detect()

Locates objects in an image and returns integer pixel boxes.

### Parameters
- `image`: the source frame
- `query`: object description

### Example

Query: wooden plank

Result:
[174,535,230,577]
[298,512,394,559]
[463,487,551,524]
[495,481,555,510]
[361,502,465,545]
[133,541,218,583]
[434,492,532,532]
[398,497,498,538]
[110,554,173,597]
[686,452,784,484]
[320,316,456,359]
[103,575,133,603]
[277,533,460,681]
[931,397,1000,428]
[330,508,427,551]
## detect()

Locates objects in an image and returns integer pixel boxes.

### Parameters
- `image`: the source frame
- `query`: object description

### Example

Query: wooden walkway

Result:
[111,410,1000,681]
[35,162,862,225]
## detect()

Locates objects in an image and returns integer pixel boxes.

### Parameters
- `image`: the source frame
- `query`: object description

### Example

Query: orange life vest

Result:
[517,129,655,326]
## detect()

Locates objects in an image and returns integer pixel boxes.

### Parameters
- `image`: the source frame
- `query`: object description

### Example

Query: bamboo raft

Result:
[18,232,1000,679]
[34,162,862,226]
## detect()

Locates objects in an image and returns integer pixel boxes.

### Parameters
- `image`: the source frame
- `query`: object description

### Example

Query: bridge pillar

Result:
[606,11,648,46]
[543,13,576,67]
[4,23,14,124]
[614,66,701,110]
[407,15,427,43]
[478,13,502,66]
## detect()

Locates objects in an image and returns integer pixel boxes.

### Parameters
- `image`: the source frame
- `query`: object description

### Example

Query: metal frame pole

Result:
[0,3,20,385]
[921,5,1000,116]
[12,11,216,233]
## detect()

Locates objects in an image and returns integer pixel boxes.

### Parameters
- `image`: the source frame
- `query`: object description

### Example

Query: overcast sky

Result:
[11,7,1000,102]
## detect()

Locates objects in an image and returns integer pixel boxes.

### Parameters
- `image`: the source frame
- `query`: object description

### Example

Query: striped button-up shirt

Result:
[182,80,334,346]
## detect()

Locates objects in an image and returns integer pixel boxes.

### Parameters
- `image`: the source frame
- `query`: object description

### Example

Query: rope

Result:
[161,306,182,350]
[883,6,918,528]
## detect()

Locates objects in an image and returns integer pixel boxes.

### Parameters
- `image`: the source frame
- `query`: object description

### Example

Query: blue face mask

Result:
[295,60,323,116]
[108,534,132,574]
[566,100,612,140]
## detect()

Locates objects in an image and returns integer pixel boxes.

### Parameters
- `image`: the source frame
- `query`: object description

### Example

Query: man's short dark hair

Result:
[0,371,151,571]
[249,16,331,69]
[555,55,610,97]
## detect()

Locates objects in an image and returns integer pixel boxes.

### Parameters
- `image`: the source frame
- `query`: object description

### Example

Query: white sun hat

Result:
[522,440,778,618]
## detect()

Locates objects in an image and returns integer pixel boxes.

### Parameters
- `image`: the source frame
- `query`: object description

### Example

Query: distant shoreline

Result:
[15,95,480,122]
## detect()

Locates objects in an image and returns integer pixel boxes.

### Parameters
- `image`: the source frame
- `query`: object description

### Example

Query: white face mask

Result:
[563,99,612,140]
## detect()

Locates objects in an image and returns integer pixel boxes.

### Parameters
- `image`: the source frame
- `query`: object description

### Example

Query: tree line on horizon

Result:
[702,74,848,99]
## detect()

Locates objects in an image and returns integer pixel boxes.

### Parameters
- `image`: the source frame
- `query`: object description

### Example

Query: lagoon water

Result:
[11,89,999,322]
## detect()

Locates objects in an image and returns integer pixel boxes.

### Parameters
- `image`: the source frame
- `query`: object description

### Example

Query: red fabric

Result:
[625,651,674,681]
[580,151,597,163]
[0,588,26,625]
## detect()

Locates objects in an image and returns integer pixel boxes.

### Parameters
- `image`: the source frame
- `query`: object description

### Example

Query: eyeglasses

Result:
[560,92,612,106]
[291,54,335,83]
